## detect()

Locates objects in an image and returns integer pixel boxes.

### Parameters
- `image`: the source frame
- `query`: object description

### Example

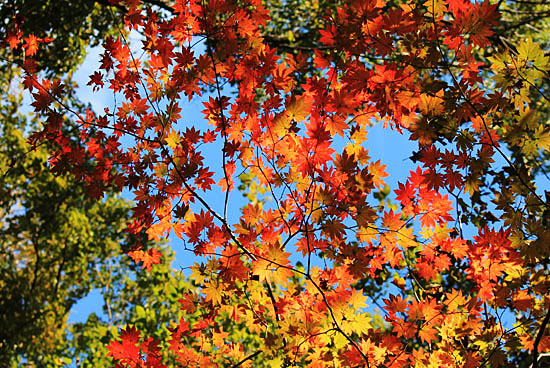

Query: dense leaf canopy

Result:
[2,0,550,367]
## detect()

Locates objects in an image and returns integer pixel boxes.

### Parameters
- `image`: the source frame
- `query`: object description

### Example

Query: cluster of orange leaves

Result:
[5,0,550,366]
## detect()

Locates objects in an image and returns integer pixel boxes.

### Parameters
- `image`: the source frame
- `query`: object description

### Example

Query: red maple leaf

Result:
[107,325,141,364]
[23,34,39,56]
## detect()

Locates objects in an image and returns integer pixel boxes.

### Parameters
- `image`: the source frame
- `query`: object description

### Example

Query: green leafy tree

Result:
[0,88,194,366]
[0,82,123,364]
[66,248,191,367]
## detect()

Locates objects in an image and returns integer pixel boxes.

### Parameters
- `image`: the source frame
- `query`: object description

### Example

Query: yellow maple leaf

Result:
[424,0,446,18]
[287,95,312,123]
[165,130,180,149]
[203,281,223,305]
[252,246,293,283]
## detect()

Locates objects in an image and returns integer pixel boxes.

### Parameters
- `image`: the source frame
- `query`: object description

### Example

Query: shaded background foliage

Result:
[0,79,188,366]
[0,0,121,75]
[0,1,181,366]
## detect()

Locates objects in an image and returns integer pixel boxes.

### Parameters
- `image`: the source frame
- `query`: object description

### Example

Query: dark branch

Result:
[532,307,550,368]
[230,351,262,368]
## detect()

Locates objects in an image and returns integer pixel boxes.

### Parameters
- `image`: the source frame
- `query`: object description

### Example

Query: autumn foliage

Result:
[4,0,550,366]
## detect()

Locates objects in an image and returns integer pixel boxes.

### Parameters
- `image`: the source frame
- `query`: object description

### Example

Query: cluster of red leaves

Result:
[2,14,53,57]
[5,0,550,366]
[107,326,165,367]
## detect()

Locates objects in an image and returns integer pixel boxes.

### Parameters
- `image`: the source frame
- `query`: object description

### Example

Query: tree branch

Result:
[532,307,550,368]
[230,350,262,368]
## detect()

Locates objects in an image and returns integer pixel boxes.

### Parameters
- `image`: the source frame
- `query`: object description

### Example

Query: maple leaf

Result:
[252,245,293,283]
[319,25,336,46]
[128,248,162,271]
[383,294,408,316]
[418,325,438,344]
[87,71,104,91]
[31,90,52,113]
[368,160,388,189]
[467,1,498,47]
[419,91,444,117]
[107,325,141,364]
[416,260,437,280]
[5,30,22,50]
[23,34,39,56]
[203,281,224,305]
[446,0,470,15]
